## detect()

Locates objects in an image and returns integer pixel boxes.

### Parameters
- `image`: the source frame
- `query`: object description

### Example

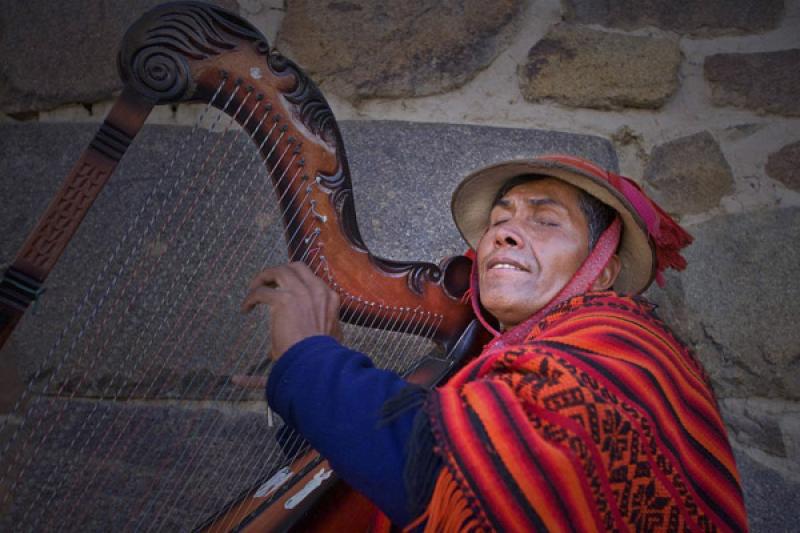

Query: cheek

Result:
[475,232,493,268]
[546,239,589,275]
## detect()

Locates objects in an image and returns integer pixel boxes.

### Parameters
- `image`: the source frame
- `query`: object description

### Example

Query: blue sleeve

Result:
[266,335,418,526]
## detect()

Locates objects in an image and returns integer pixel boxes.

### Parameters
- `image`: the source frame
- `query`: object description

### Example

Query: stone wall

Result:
[2,0,799,529]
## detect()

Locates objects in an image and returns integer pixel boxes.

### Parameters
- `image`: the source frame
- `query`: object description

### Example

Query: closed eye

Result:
[535,219,559,227]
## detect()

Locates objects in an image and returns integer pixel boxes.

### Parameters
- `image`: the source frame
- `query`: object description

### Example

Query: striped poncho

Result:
[413,291,747,532]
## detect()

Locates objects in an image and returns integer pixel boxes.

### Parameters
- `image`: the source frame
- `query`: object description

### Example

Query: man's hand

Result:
[241,262,341,359]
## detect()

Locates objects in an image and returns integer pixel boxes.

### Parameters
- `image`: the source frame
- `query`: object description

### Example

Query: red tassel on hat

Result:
[608,171,693,286]
[649,198,693,286]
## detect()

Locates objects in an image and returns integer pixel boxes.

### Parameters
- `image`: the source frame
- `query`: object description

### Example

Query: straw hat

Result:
[451,154,692,295]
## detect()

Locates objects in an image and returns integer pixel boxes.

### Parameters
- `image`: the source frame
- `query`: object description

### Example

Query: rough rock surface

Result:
[519,24,680,110]
[337,120,617,262]
[0,0,237,114]
[562,0,784,37]
[734,449,800,533]
[277,0,523,100]
[705,49,800,117]
[722,398,800,465]
[644,131,734,215]
[766,140,800,191]
[664,208,800,402]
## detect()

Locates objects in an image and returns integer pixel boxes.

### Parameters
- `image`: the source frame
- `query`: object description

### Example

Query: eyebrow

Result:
[494,197,566,210]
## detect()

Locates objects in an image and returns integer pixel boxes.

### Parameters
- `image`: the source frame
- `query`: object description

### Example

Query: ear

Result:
[591,254,622,291]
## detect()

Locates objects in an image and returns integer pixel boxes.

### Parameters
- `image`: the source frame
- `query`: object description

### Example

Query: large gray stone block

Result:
[734,449,800,533]
[673,208,800,401]
[721,397,800,465]
[337,120,618,262]
[0,397,278,531]
[1,122,279,401]
[1,120,615,395]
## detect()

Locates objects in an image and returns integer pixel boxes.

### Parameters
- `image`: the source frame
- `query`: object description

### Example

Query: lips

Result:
[486,256,529,272]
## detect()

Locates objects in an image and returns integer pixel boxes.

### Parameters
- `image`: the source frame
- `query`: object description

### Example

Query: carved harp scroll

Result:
[0,1,484,531]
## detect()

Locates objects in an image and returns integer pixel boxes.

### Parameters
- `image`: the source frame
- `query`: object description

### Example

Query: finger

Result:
[248,264,303,291]
[231,374,268,389]
[287,261,329,290]
[241,285,287,313]
[248,266,291,290]
[326,289,341,325]
[327,300,342,341]
[288,261,336,305]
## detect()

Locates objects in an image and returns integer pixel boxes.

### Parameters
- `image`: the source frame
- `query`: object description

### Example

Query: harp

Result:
[0,1,485,530]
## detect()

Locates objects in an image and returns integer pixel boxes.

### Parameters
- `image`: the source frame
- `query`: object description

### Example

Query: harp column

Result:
[0,87,154,413]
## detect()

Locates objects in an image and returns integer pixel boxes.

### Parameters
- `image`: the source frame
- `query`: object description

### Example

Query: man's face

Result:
[476,178,591,328]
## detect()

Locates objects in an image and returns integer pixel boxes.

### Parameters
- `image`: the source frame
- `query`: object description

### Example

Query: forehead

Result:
[495,177,585,208]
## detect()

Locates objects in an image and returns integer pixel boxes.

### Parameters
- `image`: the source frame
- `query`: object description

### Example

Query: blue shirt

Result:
[266,335,418,525]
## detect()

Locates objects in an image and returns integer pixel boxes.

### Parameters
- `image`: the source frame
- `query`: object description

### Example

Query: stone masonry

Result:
[1,0,799,530]
[519,24,681,110]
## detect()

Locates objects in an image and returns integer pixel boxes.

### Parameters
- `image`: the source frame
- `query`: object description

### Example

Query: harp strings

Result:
[79,97,317,531]
[0,78,228,483]
[14,79,260,530]
[136,198,331,530]
[47,89,295,530]
[6,80,259,529]
[0,78,233,524]
[137,246,326,533]
[130,170,321,530]
[133,111,362,527]
[129,105,439,530]
[2,75,443,531]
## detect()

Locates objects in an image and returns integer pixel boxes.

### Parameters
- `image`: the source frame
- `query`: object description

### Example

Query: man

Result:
[242,155,747,531]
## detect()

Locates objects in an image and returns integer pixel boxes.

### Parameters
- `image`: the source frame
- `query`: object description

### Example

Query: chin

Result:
[480,295,526,327]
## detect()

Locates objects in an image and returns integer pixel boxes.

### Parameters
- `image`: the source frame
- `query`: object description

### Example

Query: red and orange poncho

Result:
[409,291,747,532]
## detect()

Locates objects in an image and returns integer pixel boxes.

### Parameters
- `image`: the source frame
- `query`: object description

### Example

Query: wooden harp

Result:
[0,1,485,530]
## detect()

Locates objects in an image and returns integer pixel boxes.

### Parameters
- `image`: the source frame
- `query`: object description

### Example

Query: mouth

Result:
[486,257,529,273]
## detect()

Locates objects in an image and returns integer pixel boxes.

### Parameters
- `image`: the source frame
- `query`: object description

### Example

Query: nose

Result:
[494,224,523,249]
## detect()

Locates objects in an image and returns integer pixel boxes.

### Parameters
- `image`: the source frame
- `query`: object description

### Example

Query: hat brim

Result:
[451,159,656,295]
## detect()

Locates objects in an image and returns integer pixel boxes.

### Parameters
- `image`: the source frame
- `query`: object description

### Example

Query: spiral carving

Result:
[371,258,443,296]
[118,2,266,103]
[129,47,191,102]
[267,51,336,144]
